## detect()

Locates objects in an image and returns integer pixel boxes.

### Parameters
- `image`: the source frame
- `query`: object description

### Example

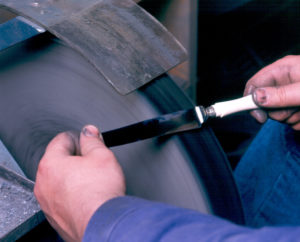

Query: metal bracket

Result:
[0,0,187,95]
[0,16,45,51]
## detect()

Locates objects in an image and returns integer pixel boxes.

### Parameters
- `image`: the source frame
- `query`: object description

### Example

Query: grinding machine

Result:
[0,0,244,240]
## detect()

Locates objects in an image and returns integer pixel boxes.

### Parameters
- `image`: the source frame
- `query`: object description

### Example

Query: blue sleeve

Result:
[83,196,300,242]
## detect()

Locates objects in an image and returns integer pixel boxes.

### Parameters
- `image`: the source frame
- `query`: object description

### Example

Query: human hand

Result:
[34,125,126,242]
[245,55,300,130]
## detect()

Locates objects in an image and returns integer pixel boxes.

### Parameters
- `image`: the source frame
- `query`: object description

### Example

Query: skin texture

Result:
[245,55,300,130]
[34,125,126,241]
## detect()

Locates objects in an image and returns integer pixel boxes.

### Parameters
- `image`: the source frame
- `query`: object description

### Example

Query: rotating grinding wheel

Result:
[0,7,244,241]
[0,36,244,220]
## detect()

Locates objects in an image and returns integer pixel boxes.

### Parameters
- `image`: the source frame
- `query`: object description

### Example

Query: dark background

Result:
[141,0,300,168]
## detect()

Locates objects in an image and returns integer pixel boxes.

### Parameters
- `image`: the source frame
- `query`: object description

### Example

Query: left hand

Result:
[34,125,126,241]
[245,55,300,130]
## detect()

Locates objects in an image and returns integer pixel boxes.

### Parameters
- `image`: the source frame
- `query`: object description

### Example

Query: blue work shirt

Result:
[84,120,300,241]
[83,196,300,241]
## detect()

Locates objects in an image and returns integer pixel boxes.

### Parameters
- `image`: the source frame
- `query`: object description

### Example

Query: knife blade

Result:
[103,95,258,147]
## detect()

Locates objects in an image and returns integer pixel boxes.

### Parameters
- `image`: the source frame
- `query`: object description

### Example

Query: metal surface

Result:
[0,35,212,214]
[103,94,259,147]
[0,139,24,176]
[0,16,45,51]
[103,107,206,147]
[0,165,44,242]
[0,0,187,94]
[0,35,244,241]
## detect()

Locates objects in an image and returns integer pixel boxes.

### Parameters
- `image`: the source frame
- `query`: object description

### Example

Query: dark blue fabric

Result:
[235,119,300,227]
[83,119,300,241]
[83,196,300,241]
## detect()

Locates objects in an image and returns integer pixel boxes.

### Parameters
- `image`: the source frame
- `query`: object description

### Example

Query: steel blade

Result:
[103,107,205,147]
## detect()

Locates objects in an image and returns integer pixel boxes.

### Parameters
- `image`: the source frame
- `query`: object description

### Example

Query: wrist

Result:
[76,193,126,240]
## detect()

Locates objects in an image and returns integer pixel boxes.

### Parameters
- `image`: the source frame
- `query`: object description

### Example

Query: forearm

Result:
[83,196,300,242]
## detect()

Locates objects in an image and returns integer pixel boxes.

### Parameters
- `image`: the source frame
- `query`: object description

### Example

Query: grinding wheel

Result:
[0,32,244,224]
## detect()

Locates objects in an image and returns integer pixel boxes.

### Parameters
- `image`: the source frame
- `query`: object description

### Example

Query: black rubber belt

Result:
[141,75,245,225]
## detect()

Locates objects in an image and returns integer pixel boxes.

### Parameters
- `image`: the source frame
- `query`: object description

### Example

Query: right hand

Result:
[245,55,300,130]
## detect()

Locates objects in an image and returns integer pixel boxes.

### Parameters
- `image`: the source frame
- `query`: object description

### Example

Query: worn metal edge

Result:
[0,165,45,241]
[0,2,187,95]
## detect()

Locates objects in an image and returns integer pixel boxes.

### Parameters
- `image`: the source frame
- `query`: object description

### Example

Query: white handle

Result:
[211,95,258,118]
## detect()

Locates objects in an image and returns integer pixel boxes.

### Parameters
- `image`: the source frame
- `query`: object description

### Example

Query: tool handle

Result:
[211,95,258,118]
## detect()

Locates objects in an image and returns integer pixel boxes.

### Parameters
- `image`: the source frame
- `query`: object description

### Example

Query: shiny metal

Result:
[103,107,206,147]
[205,106,217,118]
[0,16,45,51]
[0,6,244,239]
[0,0,187,95]
[0,36,211,214]
[0,165,44,241]
[0,27,245,240]
[103,95,258,147]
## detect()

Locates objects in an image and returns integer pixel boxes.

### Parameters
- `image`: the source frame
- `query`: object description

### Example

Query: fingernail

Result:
[253,88,267,105]
[82,125,99,138]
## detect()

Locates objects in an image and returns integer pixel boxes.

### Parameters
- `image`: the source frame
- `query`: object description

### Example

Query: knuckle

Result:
[85,143,104,154]
[276,87,288,106]
[95,148,116,165]
[36,156,50,174]
[294,112,300,120]
[283,55,293,60]
[281,55,296,62]
[99,148,115,161]
[268,110,291,121]
[292,122,300,130]
[244,83,255,94]
[287,111,300,124]
[90,145,114,159]
[33,177,42,200]
[33,185,40,199]
[46,132,71,150]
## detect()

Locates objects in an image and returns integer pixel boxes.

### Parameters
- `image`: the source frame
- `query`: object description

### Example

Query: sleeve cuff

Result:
[82,194,300,242]
[82,196,153,242]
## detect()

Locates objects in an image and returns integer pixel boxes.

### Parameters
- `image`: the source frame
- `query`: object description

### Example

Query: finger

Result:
[253,83,300,108]
[44,132,77,159]
[67,130,81,156]
[244,70,276,96]
[80,125,107,157]
[286,111,300,124]
[244,55,297,96]
[292,122,300,130]
[244,58,288,96]
[250,109,268,123]
[267,109,296,122]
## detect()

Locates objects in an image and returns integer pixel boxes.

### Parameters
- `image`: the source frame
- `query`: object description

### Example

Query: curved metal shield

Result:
[0,0,187,94]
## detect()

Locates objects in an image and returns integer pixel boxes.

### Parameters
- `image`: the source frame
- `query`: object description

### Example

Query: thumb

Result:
[253,82,300,108]
[80,125,107,156]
